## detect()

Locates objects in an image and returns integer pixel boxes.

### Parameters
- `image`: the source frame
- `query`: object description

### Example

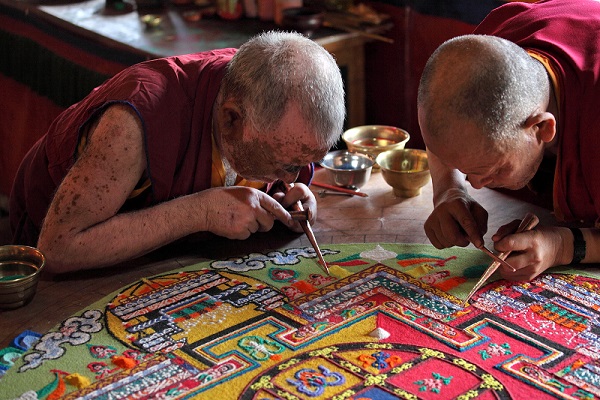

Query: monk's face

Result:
[222,102,330,183]
[419,108,544,191]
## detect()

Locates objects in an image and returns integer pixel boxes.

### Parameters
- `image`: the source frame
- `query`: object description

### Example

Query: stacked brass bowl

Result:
[0,245,45,309]
[342,125,410,169]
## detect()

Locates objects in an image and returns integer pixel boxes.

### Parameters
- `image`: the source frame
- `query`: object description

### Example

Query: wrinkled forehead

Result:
[274,141,329,165]
[263,131,329,165]
[427,131,501,175]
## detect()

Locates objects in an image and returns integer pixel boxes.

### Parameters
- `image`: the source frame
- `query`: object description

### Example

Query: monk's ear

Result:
[524,112,556,143]
[219,100,244,130]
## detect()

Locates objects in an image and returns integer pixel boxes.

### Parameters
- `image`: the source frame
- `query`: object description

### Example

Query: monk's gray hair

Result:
[418,34,549,145]
[220,31,346,149]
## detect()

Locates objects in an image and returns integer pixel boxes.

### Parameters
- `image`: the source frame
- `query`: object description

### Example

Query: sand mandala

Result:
[2,243,600,399]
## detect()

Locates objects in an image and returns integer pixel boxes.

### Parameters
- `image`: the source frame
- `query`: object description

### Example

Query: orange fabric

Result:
[527,49,564,221]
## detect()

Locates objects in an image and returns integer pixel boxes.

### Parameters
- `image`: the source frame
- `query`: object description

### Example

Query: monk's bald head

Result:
[417,34,549,146]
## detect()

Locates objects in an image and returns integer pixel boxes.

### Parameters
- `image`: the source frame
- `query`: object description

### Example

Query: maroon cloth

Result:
[9,49,313,245]
[473,0,600,225]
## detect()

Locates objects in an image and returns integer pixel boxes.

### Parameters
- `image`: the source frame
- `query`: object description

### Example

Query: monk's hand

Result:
[199,186,294,239]
[424,188,488,249]
[492,225,567,281]
[271,182,317,232]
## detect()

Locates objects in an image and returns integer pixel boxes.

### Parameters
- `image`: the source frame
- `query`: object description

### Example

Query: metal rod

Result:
[318,190,353,198]
[479,245,516,272]
[311,181,368,197]
[280,181,330,275]
[463,212,540,306]
[290,210,309,221]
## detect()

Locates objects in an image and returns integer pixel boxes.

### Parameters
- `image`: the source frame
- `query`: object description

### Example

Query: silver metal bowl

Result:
[0,245,46,309]
[320,150,374,189]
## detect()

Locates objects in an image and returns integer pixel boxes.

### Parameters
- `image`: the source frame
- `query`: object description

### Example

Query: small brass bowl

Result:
[0,245,45,309]
[320,150,374,189]
[342,125,410,168]
[376,149,430,198]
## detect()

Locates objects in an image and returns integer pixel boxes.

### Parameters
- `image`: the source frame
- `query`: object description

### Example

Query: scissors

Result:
[463,212,540,306]
[280,182,330,275]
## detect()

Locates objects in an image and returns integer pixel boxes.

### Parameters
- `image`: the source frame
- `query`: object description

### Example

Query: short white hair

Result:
[220,31,346,149]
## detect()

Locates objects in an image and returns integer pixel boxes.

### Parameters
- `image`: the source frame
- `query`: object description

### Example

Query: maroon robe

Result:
[474,0,600,225]
[10,49,313,245]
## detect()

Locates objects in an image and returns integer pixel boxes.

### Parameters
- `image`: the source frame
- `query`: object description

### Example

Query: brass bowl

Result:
[0,245,46,309]
[376,149,430,197]
[342,125,410,168]
[320,150,374,189]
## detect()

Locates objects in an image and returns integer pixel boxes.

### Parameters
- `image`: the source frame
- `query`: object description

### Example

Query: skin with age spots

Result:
[217,103,328,183]
[11,31,345,273]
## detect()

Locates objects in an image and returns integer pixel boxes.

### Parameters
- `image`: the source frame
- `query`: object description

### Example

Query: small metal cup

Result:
[320,150,374,189]
[0,245,46,309]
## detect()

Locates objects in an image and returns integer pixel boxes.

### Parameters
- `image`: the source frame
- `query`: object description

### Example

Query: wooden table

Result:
[0,170,555,348]
[21,0,389,128]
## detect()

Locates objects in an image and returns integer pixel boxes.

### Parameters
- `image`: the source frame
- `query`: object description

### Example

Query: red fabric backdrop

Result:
[0,7,141,197]
[365,2,478,150]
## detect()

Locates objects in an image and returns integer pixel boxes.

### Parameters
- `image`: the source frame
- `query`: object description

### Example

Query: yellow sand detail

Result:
[329,265,352,279]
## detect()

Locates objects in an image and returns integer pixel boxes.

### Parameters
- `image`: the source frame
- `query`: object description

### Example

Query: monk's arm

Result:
[37,105,297,273]
[37,105,209,273]
[426,149,469,205]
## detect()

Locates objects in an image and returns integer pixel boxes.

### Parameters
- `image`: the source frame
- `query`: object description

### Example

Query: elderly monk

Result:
[418,0,600,281]
[9,31,345,273]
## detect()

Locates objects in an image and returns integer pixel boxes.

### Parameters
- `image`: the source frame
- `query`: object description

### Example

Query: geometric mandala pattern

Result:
[3,243,600,400]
